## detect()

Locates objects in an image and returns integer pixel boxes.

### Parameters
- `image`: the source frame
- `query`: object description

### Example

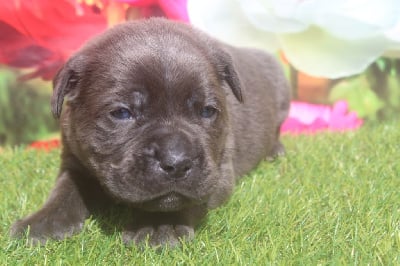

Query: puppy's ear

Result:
[51,55,84,118]
[216,50,243,103]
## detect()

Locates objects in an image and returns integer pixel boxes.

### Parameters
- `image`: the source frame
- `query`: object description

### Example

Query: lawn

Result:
[1,119,399,265]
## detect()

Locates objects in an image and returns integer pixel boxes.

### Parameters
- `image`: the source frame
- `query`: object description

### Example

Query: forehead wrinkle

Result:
[102,39,222,116]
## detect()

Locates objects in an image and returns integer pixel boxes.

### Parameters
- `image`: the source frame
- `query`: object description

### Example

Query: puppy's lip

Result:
[135,192,205,212]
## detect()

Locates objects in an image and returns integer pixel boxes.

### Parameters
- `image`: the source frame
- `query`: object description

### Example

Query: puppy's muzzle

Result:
[145,131,198,180]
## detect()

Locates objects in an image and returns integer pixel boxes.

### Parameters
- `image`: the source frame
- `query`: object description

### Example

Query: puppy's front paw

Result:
[10,214,84,245]
[122,224,194,247]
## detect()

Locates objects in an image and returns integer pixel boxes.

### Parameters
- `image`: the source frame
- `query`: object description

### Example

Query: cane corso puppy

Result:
[11,18,290,246]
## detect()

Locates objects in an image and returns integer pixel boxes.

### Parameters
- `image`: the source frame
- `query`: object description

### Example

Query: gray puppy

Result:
[11,18,290,246]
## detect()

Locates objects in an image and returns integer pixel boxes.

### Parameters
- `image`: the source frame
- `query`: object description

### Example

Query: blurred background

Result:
[0,0,399,148]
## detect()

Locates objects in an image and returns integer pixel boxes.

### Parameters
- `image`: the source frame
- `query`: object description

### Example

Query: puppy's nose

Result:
[159,153,193,178]
[148,133,195,179]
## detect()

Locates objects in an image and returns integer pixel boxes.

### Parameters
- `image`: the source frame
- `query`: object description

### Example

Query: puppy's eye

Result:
[110,108,133,120]
[200,105,218,119]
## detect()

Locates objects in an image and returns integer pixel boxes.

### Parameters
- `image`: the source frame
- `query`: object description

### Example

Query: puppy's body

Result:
[11,18,290,246]
[226,47,289,177]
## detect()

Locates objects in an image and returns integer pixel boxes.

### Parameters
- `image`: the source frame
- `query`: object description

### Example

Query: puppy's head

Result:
[52,18,242,212]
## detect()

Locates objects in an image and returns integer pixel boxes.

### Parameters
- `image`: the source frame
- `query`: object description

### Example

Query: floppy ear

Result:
[51,56,84,118]
[216,50,243,103]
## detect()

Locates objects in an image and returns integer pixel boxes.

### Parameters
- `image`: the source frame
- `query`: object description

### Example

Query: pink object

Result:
[117,0,189,21]
[281,101,363,134]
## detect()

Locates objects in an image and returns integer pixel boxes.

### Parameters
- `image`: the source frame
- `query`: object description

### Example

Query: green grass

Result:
[1,120,399,265]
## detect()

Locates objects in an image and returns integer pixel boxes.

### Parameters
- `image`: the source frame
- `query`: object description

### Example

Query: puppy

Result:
[11,18,290,246]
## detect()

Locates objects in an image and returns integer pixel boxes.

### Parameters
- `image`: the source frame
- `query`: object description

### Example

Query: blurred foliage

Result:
[329,75,385,120]
[368,58,400,118]
[0,68,58,146]
[329,58,400,121]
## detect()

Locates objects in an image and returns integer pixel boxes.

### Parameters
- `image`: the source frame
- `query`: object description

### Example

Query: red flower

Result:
[28,139,61,152]
[0,0,107,79]
[0,1,188,80]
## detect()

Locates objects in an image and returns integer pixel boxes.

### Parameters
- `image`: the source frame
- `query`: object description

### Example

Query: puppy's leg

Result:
[266,127,286,161]
[122,205,207,247]
[10,171,90,244]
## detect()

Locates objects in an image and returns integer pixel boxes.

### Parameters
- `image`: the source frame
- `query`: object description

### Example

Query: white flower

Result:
[188,0,400,78]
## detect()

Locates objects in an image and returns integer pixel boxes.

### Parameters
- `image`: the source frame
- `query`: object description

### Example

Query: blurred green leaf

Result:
[388,74,400,108]
[329,75,385,120]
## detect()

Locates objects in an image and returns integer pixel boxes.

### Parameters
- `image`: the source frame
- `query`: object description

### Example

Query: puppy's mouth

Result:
[136,192,198,212]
